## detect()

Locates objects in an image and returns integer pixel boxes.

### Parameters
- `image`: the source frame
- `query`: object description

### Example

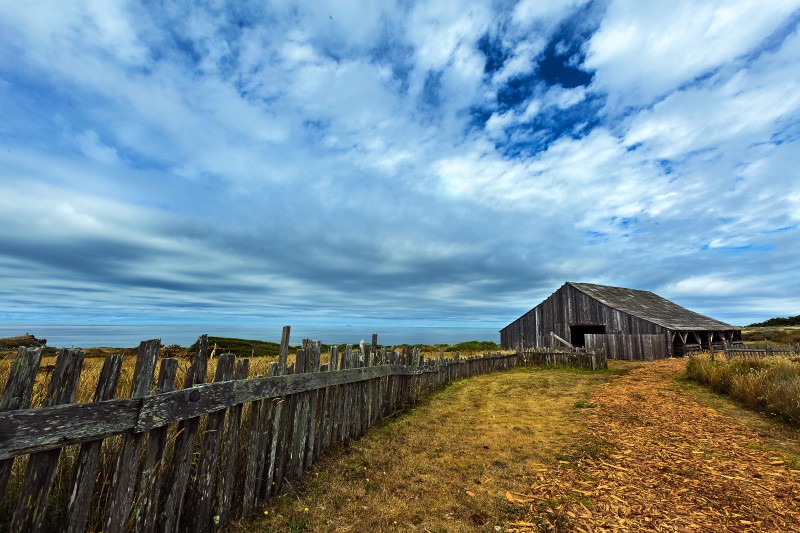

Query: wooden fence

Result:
[519,348,607,370]
[723,345,800,360]
[0,329,593,532]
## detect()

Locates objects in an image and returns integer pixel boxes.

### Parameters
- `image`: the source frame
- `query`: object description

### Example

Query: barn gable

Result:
[500,282,742,360]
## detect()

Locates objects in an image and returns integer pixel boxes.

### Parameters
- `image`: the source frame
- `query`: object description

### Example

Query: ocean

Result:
[0,323,501,348]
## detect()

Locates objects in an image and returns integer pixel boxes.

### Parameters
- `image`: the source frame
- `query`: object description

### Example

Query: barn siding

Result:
[585,334,670,361]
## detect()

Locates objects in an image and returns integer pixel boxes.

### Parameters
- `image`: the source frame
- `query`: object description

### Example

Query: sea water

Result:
[0,323,501,348]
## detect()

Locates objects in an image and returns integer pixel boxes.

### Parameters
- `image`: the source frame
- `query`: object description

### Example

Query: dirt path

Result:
[510,358,800,532]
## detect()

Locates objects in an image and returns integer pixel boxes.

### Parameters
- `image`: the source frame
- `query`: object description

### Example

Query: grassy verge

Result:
[686,353,800,424]
[234,364,630,532]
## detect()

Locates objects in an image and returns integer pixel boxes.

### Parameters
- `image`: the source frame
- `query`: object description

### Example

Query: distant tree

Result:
[748,315,800,327]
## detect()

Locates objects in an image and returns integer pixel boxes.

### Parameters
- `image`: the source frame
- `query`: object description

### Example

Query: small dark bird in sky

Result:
[330,15,333,20]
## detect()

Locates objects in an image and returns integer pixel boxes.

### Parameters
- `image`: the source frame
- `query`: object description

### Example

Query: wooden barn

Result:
[500,282,742,360]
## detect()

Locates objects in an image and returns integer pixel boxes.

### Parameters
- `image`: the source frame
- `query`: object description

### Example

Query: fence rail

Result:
[0,329,599,532]
[723,345,800,360]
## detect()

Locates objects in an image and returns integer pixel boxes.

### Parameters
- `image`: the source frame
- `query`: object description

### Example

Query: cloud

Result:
[0,1,799,331]
[585,0,800,109]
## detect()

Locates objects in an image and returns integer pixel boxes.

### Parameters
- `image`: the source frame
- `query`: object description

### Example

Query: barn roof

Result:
[566,282,740,331]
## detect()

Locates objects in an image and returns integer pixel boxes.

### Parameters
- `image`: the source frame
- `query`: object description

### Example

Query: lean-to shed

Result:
[500,282,742,360]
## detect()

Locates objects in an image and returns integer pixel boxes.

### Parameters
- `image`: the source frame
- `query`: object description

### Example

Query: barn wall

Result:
[500,284,668,356]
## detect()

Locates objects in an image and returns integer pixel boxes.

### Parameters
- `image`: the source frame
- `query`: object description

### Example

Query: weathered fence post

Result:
[66,354,124,533]
[134,357,178,532]
[104,339,160,533]
[159,334,209,532]
[11,348,85,532]
[0,346,44,500]
[192,352,235,532]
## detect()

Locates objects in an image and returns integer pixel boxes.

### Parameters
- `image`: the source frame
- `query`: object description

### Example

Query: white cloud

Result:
[586,0,800,107]
[512,0,589,29]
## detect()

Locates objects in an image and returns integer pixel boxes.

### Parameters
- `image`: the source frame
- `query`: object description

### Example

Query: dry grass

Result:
[233,363,631,532]
[686,353,800,424]
[0,350,279,408]
[741,325,800,346]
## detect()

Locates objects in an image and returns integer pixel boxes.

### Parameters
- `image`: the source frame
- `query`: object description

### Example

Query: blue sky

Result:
[1,0,799,328]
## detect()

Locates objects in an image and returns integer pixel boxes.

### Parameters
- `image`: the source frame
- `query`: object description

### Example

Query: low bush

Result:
[686,354,800,423]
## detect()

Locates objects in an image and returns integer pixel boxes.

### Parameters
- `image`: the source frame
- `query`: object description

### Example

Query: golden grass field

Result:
[232,363,636,532]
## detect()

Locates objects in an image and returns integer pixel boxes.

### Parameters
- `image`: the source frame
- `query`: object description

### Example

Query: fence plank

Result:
[104,339,161,533]
[305,341,321,469]
[159,334,210,533]
[215,358,250,531]
[10,348,85,532]
[133,357,178,533]
[192,352,235,532]
[0,346,44,500]
[291,346,309,479]
[66,354,124,533]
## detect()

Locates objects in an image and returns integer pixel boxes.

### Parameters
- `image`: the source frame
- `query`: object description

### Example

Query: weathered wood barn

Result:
[500,282,742,360]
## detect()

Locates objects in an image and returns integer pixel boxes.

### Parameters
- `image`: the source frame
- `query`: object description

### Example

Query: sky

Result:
[1,0,799,329]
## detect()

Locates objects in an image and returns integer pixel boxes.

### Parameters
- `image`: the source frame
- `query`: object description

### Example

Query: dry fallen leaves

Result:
[507,358,800,532]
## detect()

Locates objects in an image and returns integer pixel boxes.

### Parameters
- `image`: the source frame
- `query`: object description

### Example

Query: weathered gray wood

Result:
[0,346,44,412]
[192,352,234,532]
[242,360,278,516]
[66,354,124,533]
[254,362,279,502]
[320,346,337,454]
[10,348,85,533]
[0,346,44,500]
[262,388,285,499]
[291,346,309,478]
[305,341,321,469]
[104,339,161,533]
[133,357,178,533]
[159,334,209,533]
[0,398,139,460]
[278,325,290,372]
[215,358,249,531]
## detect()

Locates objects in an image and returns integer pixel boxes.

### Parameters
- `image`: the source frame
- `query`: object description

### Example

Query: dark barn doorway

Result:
[570,325,606,347]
